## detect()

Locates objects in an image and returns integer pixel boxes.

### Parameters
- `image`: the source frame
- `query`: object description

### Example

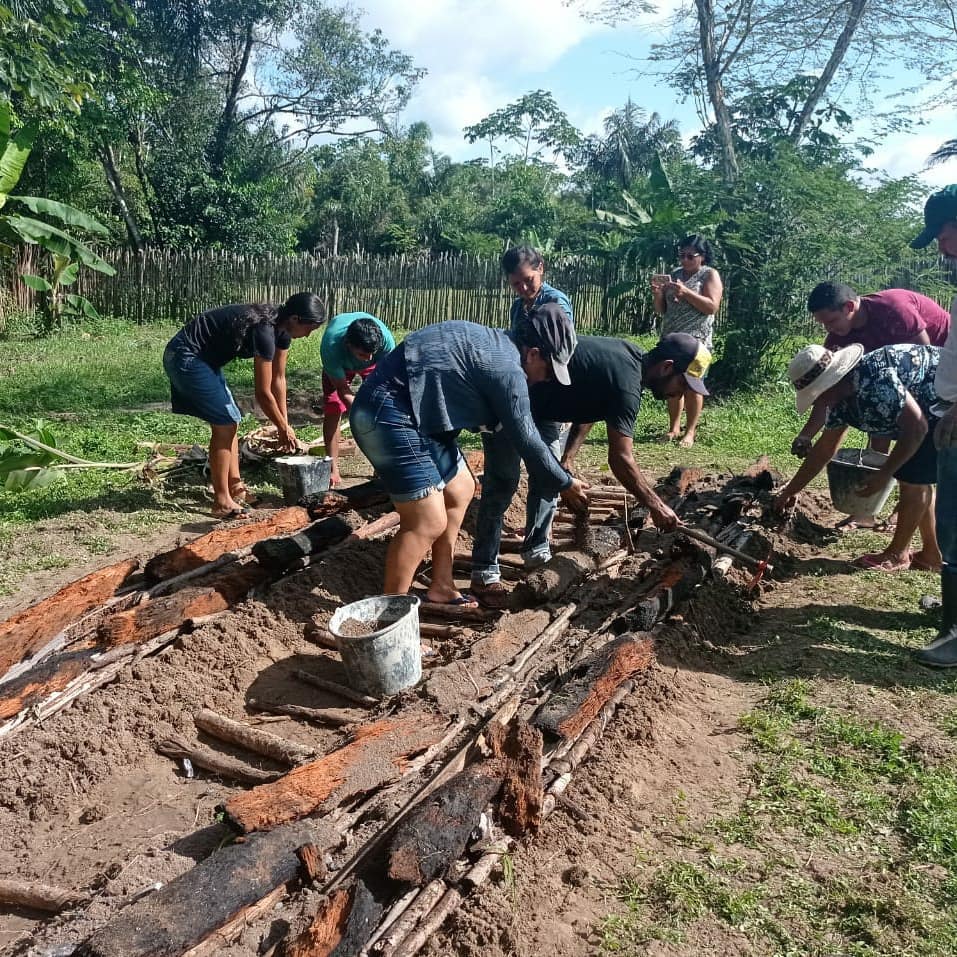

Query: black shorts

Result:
[894,424,939,485]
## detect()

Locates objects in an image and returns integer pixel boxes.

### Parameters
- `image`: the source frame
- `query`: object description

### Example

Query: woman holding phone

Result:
[651,235,723,447]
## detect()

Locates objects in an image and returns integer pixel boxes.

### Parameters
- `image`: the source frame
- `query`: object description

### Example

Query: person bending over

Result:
[163,292,325,519]
[319,312,395,486]
[350,311,588,605]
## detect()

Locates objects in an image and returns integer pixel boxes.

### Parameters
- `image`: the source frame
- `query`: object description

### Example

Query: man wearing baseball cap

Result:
[470,330,708,609]
[911,185,957,665]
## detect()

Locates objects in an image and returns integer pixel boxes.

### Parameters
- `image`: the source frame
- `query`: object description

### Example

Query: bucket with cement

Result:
[826,448,895,516]
[275,455,332,505]
[328,594,422,697]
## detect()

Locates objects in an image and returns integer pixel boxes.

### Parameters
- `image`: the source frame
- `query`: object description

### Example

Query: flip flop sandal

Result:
[853,552,910,572]
[410,587,479,608]
[211,506,250,521]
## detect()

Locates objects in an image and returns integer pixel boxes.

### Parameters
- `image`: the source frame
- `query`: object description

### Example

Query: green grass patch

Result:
[599,679,957,955]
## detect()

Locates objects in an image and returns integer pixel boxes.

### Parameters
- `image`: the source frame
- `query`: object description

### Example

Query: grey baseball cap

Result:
[517,302,577,385]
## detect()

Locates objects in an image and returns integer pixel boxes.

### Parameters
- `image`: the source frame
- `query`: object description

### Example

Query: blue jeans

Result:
[471,421,563,584]
[163,337,241,426]
[937,445,957,583]
[350,380,464,503]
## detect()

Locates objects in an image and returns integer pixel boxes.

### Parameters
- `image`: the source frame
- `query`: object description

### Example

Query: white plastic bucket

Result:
[826,448,895,516]
[328,595,422,697]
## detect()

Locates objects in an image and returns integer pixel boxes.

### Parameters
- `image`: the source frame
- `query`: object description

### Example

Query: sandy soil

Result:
[2,468,932,957]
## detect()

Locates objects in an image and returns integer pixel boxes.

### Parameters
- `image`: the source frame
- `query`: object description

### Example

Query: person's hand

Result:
[649,502,679,532]
[668,278,687,300]
[936,405,957,450]
[278,424,298,452]
[856,471,890,498]
[791,434,813,458]
[560,478,589,514]
[773,489,797,513]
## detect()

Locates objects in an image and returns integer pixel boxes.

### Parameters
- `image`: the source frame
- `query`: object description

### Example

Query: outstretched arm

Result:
[607,428,678,530]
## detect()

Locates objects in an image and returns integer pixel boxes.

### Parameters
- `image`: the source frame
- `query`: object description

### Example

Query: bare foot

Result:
[656,431,681,444]
[679,432,696,448]
[911,550,943,572]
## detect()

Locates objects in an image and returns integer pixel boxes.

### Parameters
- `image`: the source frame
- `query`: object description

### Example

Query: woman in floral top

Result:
[774,342,943,571]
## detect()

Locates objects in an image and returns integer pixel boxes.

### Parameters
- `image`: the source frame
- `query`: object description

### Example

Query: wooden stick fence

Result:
[3,247,952,338]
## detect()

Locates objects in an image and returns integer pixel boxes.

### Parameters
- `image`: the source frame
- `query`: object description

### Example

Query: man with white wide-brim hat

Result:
[774,341,943,572]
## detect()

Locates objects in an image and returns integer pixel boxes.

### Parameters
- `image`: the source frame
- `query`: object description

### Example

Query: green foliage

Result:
[0,99,115,331]
[0,421,65,490]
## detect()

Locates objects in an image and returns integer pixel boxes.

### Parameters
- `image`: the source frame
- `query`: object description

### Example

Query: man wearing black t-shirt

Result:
[470,332,712,608]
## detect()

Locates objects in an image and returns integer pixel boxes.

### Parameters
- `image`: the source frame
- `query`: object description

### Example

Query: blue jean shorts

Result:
[350,379,465,503]
[163,337,242,426]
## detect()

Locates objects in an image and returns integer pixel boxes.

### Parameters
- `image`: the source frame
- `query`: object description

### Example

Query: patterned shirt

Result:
[662,266,718,349]
[825,344,941,437]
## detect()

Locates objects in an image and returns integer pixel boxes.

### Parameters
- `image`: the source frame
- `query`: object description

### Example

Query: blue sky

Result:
[354,0,956,189]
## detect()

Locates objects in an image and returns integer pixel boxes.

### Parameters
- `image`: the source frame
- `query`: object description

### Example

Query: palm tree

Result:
[929,138,957,167]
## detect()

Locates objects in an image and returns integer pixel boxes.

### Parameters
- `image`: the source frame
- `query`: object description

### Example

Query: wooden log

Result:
[156,734,281,785]
[144,507,311,581]
[97,563,269,648]
[533,635,654,741]
[223,715,448,834]
[306,480,391,516]
[375,882,445,956]
[279,887,352,957]
[385,766,502,886]
[252,515,357,570]
[389,887,462,957]
[304,624,340,650]
[486,719,544,836]
[182,884,286,957]
[76,820,338,957]
[292,670,378,708]
[289,512,401,571]
[417,622,463,640]
[248,700,365,727]
[628,553,710,630]
[665,465,706,496]
[297,844,328,884]
[0,878,90,912]
[0,559,137,680]
[193,708,315,765]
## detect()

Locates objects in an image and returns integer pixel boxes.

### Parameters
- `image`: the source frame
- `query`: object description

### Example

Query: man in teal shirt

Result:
[320,312,395,486]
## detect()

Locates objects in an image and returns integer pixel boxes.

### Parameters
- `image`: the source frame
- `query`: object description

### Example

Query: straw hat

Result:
[788,344,864,414]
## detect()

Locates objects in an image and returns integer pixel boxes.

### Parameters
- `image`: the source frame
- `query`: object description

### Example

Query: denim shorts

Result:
[350,379,465,502]
[163,336,241,426]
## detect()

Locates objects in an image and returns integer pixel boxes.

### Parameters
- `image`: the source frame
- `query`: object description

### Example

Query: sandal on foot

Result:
[411,587,479,608]
[230,483,261,507]
[211,505,250,521]
[470,580,510,610]
[853,552,910,572]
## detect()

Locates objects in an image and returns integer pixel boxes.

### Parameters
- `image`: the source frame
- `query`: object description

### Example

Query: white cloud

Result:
[356,0,613,157]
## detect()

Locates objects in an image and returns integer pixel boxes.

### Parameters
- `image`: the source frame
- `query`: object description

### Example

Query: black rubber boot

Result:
[915,570,957,668]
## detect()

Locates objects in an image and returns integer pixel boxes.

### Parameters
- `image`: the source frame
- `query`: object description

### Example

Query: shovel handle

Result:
[678,524,773,573]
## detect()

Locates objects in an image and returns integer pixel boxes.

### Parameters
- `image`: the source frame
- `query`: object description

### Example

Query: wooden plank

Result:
[97,564,269,647]
[223,715,448,834]
[385,766,502,886]
[144,507,311,581]
[0,559,137,680]
[486,719,544,836]
[76,820,339,957]
[533,635,654,741]
[279,888,352,957]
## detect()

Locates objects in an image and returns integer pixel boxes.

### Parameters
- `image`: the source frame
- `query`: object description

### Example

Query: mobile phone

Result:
[652,273,670,283]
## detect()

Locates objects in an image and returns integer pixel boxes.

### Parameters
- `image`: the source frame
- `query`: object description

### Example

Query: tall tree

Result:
[579,0,957,183]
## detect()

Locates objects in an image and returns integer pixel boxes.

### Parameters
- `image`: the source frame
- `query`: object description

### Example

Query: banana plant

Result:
[0,100,115,330]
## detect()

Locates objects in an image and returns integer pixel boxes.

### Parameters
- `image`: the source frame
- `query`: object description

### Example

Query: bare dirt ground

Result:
[1,467,952,956]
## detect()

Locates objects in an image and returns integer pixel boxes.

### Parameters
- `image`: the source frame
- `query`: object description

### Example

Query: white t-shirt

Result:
[935,296,957,403]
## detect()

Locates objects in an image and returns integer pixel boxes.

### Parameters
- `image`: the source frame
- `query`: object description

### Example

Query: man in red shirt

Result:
[792,283,950,451]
